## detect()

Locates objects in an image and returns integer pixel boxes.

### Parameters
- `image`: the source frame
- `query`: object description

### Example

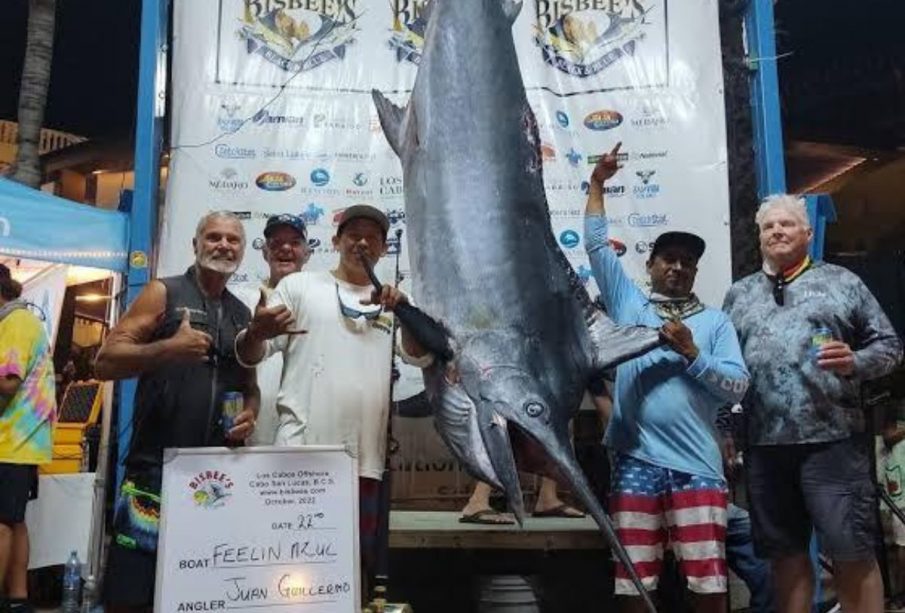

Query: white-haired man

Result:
[723,194,903,613]
[96,211,260,612]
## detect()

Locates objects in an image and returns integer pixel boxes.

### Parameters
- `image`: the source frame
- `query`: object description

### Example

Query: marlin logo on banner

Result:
[533,0,662,78]
[236,1,360,73]
[388,0,430,65]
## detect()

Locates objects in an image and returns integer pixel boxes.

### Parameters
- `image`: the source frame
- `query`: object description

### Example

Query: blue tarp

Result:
[0,178,129,272]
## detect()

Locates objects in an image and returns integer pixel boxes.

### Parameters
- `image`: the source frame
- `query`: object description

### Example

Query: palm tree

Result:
[11,0,57,188]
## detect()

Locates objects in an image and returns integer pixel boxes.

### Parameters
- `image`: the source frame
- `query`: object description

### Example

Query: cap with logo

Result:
[651,231,706,260]
[264,213,307,239]
[337,204,389,236]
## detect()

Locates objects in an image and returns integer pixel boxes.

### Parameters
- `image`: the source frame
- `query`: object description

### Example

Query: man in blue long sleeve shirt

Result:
[585,143,749,613]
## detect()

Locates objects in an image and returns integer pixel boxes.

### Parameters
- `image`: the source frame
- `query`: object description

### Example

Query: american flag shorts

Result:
[610,454,728,595]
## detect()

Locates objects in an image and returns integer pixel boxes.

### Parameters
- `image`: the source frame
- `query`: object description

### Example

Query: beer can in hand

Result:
[221,391,244,432]
[811,327,834,359]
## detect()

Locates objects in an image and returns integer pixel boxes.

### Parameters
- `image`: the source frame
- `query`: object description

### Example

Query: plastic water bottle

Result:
[80,574,96,613]
[61,550,81,613]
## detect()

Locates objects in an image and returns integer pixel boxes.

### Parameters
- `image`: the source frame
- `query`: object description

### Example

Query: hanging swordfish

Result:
[373,0,661,605]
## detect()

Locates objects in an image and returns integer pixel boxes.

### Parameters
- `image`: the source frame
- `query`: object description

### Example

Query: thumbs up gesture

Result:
[246,288,306,342]
[168,308,213,363]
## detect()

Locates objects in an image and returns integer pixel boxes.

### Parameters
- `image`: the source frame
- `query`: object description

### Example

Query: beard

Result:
[198,253,240,275]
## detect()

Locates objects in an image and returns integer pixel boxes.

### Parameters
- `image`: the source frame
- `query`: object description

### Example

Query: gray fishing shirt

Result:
[723,261,902,446]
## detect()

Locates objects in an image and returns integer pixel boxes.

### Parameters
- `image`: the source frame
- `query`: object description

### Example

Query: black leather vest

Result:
[126,267,251,473]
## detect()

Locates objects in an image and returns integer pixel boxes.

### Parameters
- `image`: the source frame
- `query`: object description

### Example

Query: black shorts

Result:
[102,541,157,609]
[747,436,878,561]
[0,463,38,524]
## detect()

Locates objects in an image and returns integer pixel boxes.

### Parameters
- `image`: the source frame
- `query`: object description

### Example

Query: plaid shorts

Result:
[610,454,728,595]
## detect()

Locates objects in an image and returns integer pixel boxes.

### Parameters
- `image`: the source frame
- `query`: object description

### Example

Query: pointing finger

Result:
[611,141,622,155]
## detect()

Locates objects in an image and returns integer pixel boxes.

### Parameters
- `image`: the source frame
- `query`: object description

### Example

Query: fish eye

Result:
[524,402,544,417]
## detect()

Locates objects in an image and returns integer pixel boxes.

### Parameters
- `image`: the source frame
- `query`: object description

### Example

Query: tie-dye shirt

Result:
[723,262,903,446]
[0,305,57,464]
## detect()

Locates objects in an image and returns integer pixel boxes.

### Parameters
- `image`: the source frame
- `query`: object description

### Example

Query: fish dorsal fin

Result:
[371,89,408,157]
[502,0,523,24]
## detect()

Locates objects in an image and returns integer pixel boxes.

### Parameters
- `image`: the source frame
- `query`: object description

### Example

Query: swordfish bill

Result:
[373,0,661,608]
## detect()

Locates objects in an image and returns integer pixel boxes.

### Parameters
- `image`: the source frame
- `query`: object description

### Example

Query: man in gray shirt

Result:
[723,194,902,613]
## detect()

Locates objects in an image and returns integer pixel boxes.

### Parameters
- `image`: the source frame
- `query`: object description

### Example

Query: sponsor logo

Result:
[388,0,430,65]
[588,150,668,164]
[236,1,360,74]
[231,211,253,220]
[609,238,627,257]
[307,237,322,250]
[345,171,373,197]
[534,1,656,78]
[547,180,586,193]
[387,234,402,255]
[565,148,582,167]
[556,110,570,128]
[311,113,366,131]
[217,102,244,133]
[301,203,325,225]
[129,251,147,268]
[581,181,627,197]
[583,110,623,131]
[540,143,556,161]
[632,100,669,129]
[635,240,656,254]
[310,168,331,187]
[252,109,306,127]
[215,143,256,159]
[559,229,580,249]
[188,470,234,509]
[209,168,249,192]
[255,171,296,191]
[352,172,369,187]
[636,170,656,185]
[379,176,404,197]
[576,264,593,285]
[548,208,583,218]
[387,208,406,225]
[263,147,315,160]
[633,169,660,199]
[628,212,668,227]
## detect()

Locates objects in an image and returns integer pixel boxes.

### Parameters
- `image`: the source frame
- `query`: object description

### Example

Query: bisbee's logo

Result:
[237,1,360,74]
[388,0,430,65]
[256,171,297,191]
[534,0,654,78]
[188,470,234,509]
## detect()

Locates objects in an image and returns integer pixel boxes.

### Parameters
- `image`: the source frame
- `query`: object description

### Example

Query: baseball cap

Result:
[336,204,389,236]
[264,213,307,239]
[651,231,706,260]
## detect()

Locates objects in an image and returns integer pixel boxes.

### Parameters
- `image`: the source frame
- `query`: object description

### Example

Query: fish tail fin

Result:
[371,89,408,157]
[502,0,523,24]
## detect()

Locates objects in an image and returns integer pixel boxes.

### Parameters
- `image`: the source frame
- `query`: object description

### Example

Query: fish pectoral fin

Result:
[371,89,408,157]
[502,0,523,24]
[586,309,662,370]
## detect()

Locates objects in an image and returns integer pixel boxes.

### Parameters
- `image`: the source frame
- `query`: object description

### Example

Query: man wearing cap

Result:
[585,144,749,612]
[723,194,902,613]
[235,213,310,446]
[236,204,428,584]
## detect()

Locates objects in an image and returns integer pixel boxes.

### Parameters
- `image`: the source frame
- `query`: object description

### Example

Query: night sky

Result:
[0,0,139,139]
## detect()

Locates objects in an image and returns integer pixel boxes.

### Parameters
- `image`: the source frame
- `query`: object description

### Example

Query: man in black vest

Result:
[96,211,260,612]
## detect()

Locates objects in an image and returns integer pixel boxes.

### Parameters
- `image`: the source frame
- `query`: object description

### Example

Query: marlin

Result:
[373,0,660,606]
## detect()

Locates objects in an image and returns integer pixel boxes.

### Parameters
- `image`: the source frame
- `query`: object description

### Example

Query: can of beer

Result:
[811,327,834,358]
[221,391,244,432]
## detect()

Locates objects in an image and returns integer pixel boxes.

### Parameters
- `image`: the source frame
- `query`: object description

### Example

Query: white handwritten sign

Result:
[154,446,360,613]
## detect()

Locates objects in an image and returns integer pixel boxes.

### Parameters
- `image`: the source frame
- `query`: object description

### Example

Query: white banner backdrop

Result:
[161,0,731,307]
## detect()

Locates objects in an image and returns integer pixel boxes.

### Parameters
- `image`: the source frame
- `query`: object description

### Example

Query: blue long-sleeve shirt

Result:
[585,214,749,480]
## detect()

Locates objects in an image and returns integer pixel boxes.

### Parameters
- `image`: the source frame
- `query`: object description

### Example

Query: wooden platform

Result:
[389,510,609,550]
